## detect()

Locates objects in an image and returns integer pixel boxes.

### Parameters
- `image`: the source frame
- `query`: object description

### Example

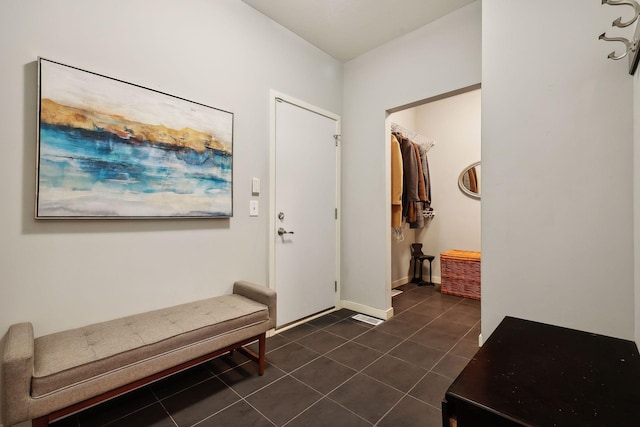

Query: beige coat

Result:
[391,134,403,228]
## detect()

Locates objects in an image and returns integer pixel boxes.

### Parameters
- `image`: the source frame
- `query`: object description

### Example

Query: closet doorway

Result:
[389,86,481,298]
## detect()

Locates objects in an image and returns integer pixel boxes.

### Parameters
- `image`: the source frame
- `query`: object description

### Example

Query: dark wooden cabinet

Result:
[442,316,640,426]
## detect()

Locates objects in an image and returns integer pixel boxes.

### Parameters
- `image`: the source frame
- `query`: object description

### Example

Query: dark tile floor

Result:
[51,283,480,427]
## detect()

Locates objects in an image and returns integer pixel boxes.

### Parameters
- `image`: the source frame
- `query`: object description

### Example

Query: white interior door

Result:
[273,96,339,328]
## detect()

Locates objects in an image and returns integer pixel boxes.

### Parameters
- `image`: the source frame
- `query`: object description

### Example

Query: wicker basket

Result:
[440,250,481,300]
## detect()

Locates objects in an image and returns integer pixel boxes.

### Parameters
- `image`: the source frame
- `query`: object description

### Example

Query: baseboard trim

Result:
[393,276,442,288]
[341,300,394,320]
[392,277,410,288]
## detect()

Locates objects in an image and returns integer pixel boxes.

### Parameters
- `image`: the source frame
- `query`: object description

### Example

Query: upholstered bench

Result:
[0,281,276,427]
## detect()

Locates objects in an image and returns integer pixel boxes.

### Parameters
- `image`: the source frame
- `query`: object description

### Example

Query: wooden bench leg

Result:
[258,332,266,376]
[236,333,267,375]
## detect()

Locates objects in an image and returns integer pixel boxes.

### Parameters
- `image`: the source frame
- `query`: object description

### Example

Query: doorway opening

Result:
[387,84,481,314]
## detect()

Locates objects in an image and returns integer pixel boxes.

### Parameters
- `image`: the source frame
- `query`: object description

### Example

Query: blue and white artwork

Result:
[36,58,233,218]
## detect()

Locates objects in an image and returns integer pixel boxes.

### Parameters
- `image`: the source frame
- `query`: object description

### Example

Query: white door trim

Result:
[268,90,342,316]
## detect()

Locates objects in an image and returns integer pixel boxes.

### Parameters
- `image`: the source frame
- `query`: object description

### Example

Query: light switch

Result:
[249,200,259,217]
[252,178,260,195]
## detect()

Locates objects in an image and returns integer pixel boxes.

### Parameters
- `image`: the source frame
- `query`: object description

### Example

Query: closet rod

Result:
[390,122,435,150]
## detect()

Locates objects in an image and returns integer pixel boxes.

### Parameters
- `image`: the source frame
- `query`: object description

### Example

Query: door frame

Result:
[268,90,342,326]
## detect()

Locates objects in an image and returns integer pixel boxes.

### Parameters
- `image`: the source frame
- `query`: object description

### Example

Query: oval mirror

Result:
[458,161,481,200]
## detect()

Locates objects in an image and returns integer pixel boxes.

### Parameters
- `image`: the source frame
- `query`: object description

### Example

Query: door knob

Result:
[278,227,294,236]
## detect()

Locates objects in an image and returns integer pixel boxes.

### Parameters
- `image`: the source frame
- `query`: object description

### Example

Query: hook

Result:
[599,32,635,60]
[602,0,640,27]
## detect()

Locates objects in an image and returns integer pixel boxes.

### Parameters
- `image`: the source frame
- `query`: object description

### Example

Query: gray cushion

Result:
[32,294,268,397]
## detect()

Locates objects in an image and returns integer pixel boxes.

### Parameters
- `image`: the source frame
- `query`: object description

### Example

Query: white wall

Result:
[483,1,634,340]
[342,2,481,314]
[414,89,481,281]
[0,0,342,337]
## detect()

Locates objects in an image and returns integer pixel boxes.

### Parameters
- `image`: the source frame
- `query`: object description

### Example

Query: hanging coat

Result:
[391,134,403,229]
[415,140,432,209]
[399,136,419,222]
[410,143,427,229]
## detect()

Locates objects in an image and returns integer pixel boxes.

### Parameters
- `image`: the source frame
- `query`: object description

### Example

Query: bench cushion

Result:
[31,294,268,397]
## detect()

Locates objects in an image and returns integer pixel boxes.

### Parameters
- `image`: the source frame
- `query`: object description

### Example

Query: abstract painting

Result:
[36,58,233,218]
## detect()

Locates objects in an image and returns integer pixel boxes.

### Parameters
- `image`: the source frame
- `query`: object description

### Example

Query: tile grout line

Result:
[254,318,387,426]
[189,361,283,427]
[95,393,169,427]
[274,291,468,426]
[280,375,374,427]
[369,293,481,424]
[152,388,180,427]
[346,290,470,423]
[272,291,479,425]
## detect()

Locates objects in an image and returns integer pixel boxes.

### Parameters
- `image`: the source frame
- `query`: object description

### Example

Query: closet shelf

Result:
[391,122,435,151]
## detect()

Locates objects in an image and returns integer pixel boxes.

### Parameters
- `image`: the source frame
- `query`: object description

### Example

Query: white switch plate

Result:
[252,178,260,195]
[249,200,259,217]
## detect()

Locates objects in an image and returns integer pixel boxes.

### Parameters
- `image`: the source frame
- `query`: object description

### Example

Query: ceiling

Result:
[241,0,476,62]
